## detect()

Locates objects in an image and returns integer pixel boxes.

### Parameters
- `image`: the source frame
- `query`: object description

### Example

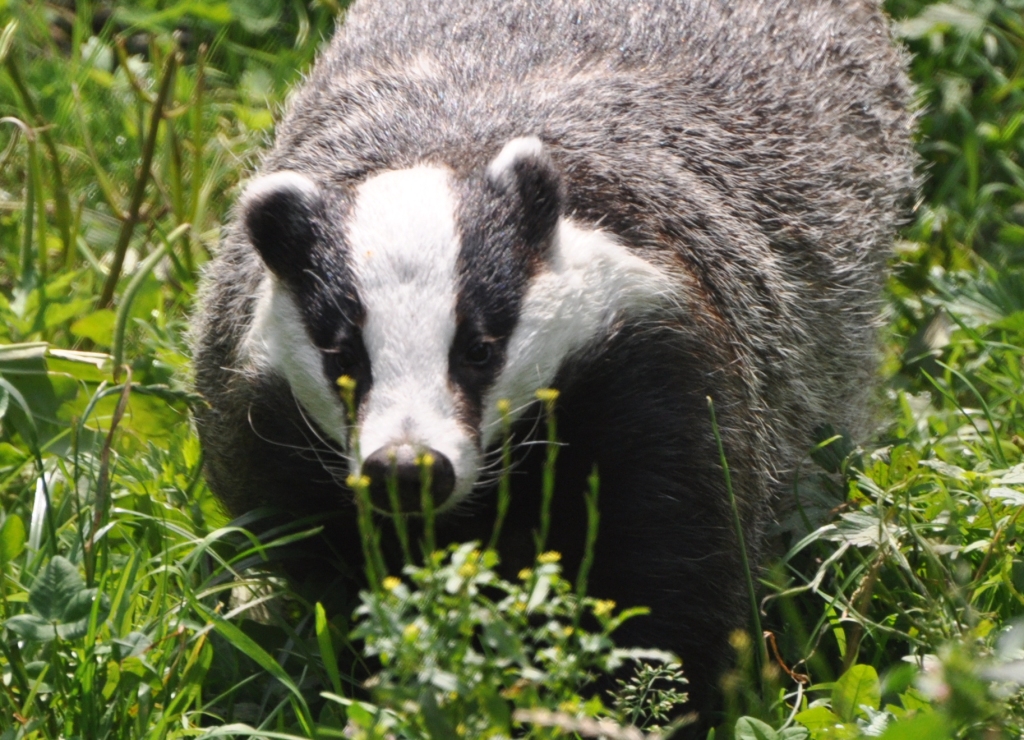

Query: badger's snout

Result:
[361,444,456,513]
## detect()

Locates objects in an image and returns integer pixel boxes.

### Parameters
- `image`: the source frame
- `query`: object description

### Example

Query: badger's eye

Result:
[324,342,360,376]
[464,340,494,367]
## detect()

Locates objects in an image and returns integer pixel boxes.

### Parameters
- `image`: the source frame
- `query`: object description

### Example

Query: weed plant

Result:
[1,1,1023,739]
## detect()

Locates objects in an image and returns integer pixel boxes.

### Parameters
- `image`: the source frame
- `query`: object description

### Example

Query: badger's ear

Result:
[240,171,324,284]
[486,136,562,250]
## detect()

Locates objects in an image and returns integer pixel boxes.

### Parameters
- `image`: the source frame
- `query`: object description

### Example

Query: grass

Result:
[1,1,1024,738]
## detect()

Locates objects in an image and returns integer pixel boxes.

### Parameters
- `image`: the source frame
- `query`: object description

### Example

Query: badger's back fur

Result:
[192,0,916,715]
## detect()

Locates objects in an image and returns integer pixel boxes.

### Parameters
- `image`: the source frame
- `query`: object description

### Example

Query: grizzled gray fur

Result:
[192,0,916,716]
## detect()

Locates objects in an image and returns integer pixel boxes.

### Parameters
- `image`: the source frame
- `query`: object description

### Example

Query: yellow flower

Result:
[417,452,435,468]
[537,551,561,564]
[402,624,420,641]
[382,576,401,591]
[534,388,560,403]
[336,375,356,393]
[458,562,478,579]
[593,599,616,617]
[517,568,533,581]
[346,474,371,489]
[496,398,511,415]
[729,629,751,651]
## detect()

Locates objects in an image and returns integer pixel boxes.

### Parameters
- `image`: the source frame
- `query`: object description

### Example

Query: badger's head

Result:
[241,137,669,513]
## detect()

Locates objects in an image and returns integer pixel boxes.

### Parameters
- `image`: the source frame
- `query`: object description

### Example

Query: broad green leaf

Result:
[735,716,779,740]
[56,588,111,640]
[795,706,859,739]
[832,664,881,722]
[0,343,48,365]
[0,442,27,466]
[48,347,113,381]
[4,614,57,642]
[28,556,86,621]
[42,298,95,330]
[418,687,458,739]
[0,514,25,562]
[878,711,952,740]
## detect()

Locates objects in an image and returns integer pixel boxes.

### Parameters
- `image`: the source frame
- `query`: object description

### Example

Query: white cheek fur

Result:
[480,219,674,445]
[244,276,350,449]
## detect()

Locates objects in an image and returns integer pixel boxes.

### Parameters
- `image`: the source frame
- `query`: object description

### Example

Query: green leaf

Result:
[735,716,779,740]
[898,688,932,713]
[28,556,86,622]
[832,664,881,722]
[56,588,111,640]
[316,602,343,696]
[42,298,95,330]
[795,706,859,740]
[417,687,458,739]
[4,614,57,641]
[0,514,26,563]
[877,711,952,740]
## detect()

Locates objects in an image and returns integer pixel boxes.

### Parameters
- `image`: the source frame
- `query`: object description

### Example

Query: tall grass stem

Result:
[97,51,179,310]
[534,389,559,557]
[706,396,769,679]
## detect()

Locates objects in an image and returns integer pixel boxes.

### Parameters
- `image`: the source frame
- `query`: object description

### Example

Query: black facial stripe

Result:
[280,189,375,415]
[449,175,543,430]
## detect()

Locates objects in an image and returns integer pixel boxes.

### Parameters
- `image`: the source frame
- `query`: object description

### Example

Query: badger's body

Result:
[193,0,915,713]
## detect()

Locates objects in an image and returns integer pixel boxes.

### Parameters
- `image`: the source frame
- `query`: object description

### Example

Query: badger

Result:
[192,0,916,713]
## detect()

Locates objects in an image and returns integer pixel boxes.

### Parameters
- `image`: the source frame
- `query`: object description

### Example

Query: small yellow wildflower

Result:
[729,629,751,651]
[496,398,511,415]
[458,562,478,579]
[537,551,561,564]
[418,452,435,468]
[534,388,560,403]
[402,624,420,642]
[382,576,401,591]
[346,474,371,489]
[517,568,533,581]
[593,599,616,617]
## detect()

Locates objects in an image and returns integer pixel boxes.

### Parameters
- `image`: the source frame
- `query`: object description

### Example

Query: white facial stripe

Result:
[481,219,673,445]
[347,166,480,507]
[244,276,350,448]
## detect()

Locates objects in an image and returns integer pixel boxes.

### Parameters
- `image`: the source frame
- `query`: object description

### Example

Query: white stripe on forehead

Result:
[347,166,479,499]
[347,166,459,386]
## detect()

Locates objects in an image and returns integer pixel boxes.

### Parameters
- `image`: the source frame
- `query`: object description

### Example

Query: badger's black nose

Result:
[361,445,455,513]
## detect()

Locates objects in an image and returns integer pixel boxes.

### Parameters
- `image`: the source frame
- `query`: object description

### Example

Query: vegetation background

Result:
[0,0,1023,738]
